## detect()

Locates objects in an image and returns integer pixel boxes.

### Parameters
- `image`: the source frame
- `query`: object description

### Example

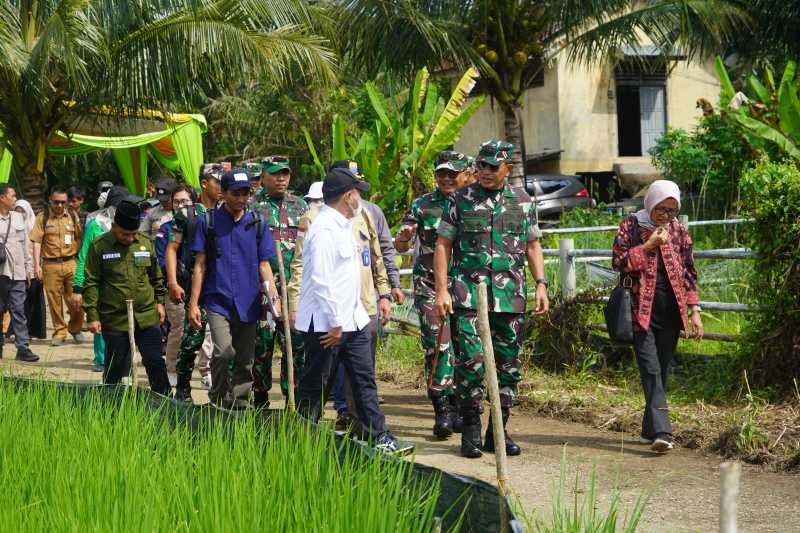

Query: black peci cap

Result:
[114,200,142,230]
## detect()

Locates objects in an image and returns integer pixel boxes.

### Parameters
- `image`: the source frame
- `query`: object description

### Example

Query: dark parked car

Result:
[524,174,593,219]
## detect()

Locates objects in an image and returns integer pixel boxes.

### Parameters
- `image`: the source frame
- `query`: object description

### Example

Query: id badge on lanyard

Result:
[361,247,370,267]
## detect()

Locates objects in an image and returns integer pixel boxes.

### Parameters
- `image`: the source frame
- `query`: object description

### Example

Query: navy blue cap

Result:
[221,168,252,192]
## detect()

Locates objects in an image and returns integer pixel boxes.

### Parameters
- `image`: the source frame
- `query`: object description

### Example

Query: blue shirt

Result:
[192,207,276,323]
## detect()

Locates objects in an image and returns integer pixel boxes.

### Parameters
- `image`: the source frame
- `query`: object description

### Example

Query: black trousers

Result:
[633,288,681,438]
[299,320,386,437]
[102,324,171,395]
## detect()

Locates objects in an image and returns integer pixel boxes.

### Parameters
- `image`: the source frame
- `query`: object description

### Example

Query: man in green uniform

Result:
[83,200,171,394]
[434,140,549,459]
[249,155,308,407]
[168,165,224,401]
[396,151,470,439]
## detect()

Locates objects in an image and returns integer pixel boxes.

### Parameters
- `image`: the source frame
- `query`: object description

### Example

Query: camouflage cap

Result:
[435,151,470,172]
[242,162,263,179]
[199,162,229,181]
[476,139,514,165]
[261,155,291,174]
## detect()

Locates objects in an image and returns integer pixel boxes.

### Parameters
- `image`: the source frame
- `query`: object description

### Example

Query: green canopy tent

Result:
[0,112,207,195]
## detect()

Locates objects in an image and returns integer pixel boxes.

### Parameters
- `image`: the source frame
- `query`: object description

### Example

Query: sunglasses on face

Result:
[51,200,67,205]
[653,207,679,217]
[435,170,458,180]
[477,161,500,172]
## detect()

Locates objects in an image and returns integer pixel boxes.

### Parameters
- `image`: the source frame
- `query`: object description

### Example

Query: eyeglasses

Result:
[653,207,679,217]
[173,198,193,208]
[477,161,500,172]
[51,200,67,205]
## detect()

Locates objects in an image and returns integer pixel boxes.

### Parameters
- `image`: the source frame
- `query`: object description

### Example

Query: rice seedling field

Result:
[0,379,442,532]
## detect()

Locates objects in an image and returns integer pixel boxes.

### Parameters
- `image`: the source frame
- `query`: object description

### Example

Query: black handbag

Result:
[0,216,11,267]
[604,274,634,344]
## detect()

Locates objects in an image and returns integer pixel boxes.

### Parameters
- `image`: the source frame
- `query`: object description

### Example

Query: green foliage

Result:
[737,160,800,397]
[0,381,441,532]
[305,67,485,225]
[716,57,800,160]
[649,115,751,216]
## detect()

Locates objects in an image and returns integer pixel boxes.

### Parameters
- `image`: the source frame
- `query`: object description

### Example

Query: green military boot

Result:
[483,408,521,456]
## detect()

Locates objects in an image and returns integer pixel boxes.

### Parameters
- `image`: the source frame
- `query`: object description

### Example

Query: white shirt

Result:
[296,205,370,333]
[0,211,33,281]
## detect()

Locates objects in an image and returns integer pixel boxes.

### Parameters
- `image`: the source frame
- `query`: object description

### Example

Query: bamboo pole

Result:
[476,283,510,531]
[720,461,741,533]
[274,243,295,413]
[125,300,139,388]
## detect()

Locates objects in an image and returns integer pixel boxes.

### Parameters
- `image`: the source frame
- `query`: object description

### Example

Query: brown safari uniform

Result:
[30,210,83,340]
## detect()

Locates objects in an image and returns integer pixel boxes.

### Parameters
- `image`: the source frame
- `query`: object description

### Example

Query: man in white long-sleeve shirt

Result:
[295,168,398,453]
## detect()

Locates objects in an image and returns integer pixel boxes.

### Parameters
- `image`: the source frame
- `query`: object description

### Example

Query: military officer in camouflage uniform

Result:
[248,155,308,407]
[434,140,549,459]
[396,151,470,439]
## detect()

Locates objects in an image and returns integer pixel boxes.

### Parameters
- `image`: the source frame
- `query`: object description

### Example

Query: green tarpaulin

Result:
[0,113,207,195]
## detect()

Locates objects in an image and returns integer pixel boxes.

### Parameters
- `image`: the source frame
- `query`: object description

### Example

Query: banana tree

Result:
[716,57,800,159]
[304,67,485,224]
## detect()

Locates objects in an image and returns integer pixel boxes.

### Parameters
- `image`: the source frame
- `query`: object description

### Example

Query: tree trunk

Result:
[17,167,48,213]
[503,104,525,188]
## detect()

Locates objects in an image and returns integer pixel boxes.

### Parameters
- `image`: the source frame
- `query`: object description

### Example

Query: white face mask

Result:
[97,191,108,208]
[347,192,362,218]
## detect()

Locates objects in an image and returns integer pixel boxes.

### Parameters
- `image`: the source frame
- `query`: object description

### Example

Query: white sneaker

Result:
[168,373,177,387]
[651,437,674,453]
[200,374,212,390]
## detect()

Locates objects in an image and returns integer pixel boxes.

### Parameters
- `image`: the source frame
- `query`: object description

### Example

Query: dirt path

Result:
[4,338,798,532]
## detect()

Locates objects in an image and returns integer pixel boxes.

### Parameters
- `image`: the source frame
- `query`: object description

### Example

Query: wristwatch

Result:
[535,278,548,287]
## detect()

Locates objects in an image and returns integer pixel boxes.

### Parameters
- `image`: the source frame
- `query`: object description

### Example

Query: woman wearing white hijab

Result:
[13,199,47,339]
[612,180,704,453]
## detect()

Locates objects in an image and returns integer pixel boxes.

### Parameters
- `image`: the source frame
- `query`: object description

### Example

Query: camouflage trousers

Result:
[415,294,455,398]
[452,309,524,412]
[175,306,209,386]
[252,321,305,397]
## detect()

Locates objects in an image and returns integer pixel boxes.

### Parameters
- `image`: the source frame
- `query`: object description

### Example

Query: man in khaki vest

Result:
[31,185,84,346]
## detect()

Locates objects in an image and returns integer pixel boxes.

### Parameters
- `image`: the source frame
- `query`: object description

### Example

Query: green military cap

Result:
[476,139,514,165]
[242,162,263,179]
[435,151,470,172]
[261,155,291,174]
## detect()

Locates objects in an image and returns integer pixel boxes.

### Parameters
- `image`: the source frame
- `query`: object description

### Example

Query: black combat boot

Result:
[252,390,270,410]
[432,397,454,439]
[483,408,521,456]
[460,409,483,459]
[174,379,192,403]
[448,396,463,433]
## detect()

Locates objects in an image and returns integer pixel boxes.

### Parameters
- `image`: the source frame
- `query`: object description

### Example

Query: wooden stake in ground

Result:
[720,461,741,533]
[476,283,511,530]
[125,299,139,388]
[427,316,447,391]
[274,243,295,413]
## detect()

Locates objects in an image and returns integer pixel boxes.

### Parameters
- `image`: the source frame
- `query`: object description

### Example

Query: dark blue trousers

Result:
[102,324,170,395]
[299,320,386,437]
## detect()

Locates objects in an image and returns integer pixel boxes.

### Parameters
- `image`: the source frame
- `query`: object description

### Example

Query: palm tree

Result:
[0,0,335,209]
[336,0,748,185]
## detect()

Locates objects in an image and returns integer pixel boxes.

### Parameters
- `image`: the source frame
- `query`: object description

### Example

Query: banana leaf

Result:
[332,114,348,161]
[408,68,429,153]
[715,56,735,104]
[778,78,800,143]
[302,127,325,179]
[425,67,481,150]
[746,74,770,105]
[778,61,797,95]
[366,82,392,130]
[733,112,800,159]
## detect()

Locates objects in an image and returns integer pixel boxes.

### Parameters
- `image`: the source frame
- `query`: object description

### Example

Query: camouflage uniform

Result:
[437,180,540,411]
[170,204,210,390]
[401,190,455,398]
[248,189,308,400]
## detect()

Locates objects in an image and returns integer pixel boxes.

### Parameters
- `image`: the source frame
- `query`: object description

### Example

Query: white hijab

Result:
[14,199,36,233]
[635,180,681,229]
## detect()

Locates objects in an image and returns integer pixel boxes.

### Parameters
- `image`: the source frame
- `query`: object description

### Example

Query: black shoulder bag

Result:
[603,217,640,344]
[0,215,12,267]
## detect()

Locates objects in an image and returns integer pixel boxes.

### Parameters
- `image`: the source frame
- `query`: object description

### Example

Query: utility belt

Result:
[43,255,75,264]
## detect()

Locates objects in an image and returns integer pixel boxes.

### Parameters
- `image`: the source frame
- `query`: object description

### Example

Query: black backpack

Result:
[202,207,266,259]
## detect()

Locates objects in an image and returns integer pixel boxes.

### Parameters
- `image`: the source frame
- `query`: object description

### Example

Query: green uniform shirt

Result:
[248,189,308,285]
[401,189,451,298]
[168,203,207,277]
[437,181,541,313]
[82,231,166,331]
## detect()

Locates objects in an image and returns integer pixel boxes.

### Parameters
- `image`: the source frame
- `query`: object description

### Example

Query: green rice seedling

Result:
[522,447,650,533]
[0,379,442,532]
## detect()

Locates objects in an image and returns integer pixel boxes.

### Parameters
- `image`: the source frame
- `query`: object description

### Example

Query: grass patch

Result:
[0,379,441,532]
